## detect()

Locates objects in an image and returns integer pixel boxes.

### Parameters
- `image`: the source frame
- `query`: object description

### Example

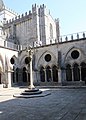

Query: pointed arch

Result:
[37,50,57,69]
[64,46,81,63]
[11,55,17,60]
[19,55,28,66]
[64,46,75,62]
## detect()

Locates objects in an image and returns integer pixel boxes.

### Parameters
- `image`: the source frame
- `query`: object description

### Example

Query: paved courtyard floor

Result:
[0,87,86,120]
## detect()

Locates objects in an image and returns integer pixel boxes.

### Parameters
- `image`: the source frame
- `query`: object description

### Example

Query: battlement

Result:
[5,10,32,25]
[40,4,46,9]
[59,31,86,43]
[32,4,46,10]
[4,6,18,16]
[4,4,51,25]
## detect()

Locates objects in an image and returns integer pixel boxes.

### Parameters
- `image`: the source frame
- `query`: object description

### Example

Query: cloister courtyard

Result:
[0,86,86,120]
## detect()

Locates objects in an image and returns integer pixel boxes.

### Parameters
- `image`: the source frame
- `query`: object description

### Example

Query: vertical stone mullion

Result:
[79,66,82,81]
[58,69,61,84]
[14,70,16,83]
[50,68,53,82]
[44,68,47,82]
[71,67,74,81]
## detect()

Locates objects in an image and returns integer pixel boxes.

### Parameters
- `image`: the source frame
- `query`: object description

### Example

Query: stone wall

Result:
[3,4,60,47]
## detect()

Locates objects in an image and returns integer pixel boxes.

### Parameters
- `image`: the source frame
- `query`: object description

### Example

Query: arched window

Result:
[40,66,45,82]
[46,66,51,82]
[80,62,86,81]
[52,65,58,82]
[50,23,53,39]
[66,64,72,81]
[73,63,80,81]
[23,67,27,82]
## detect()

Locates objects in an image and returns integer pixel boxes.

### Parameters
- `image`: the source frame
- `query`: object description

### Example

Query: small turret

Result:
[39,4,47,16]
[32,4,39,15]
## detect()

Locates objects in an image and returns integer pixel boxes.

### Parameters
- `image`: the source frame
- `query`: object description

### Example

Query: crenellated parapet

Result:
[4,4,49,25]
[4,6,18,16]
[59,31,86,43]
[4,9,34,26]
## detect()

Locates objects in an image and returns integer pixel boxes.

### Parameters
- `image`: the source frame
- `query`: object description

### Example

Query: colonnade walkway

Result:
[0,86,86,120]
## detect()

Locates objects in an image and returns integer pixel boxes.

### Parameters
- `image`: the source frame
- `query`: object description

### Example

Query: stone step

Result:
[62,81,85,86]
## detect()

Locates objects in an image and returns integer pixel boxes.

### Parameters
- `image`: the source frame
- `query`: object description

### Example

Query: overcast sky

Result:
[3,0,86,36]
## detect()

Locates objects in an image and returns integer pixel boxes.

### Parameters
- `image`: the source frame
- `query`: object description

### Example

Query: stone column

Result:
[44,68,47,82]
[5,71,8,88]
[3,71,11,88]
[79,66,82,81]
[36,70,40,84]
[7,72,12,87]
[71,67,74,81]
[28,49,35,89]
[50,68,53,82]
[58,69,62,84]
[18,69,23,85]
[14,70,17,83]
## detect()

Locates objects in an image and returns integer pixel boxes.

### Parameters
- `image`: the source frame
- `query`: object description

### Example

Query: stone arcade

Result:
[0,0,86,88]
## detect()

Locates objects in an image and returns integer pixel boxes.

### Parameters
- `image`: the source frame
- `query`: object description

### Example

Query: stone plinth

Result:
[21,88,42,95]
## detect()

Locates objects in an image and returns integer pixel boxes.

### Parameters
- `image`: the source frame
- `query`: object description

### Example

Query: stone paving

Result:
[0,87,86,120]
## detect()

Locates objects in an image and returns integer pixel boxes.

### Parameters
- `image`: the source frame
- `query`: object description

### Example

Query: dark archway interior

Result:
[66,64,72,81]
[73,63,80,81]
[81,68,86,81]
[23,67,27,82]
[46,66,51,82]
[40,67,45,82]
[52,66,58,82]
[16,68,18,82]
[81,62,86,81]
